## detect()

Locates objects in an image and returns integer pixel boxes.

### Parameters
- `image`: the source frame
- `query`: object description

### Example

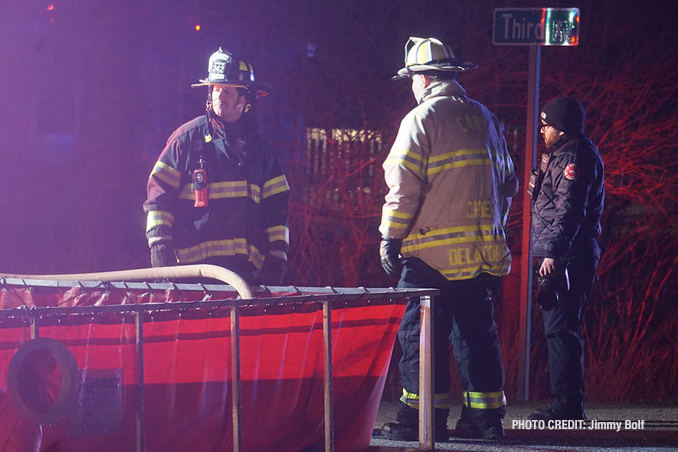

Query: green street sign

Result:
[493,8,580,46]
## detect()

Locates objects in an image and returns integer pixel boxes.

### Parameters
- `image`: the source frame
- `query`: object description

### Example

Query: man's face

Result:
[540,121,563,149]
[211,84,246,123]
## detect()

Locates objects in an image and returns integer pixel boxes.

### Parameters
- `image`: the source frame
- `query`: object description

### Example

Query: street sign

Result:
[493,8,580,46]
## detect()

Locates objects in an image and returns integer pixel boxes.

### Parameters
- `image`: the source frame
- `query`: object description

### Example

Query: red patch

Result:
[563,163,577,181]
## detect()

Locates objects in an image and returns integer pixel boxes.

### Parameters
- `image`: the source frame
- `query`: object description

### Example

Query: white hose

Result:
[0,264,254,300]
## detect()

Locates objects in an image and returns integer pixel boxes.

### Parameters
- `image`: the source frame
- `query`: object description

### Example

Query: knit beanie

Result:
[540,97,586,134]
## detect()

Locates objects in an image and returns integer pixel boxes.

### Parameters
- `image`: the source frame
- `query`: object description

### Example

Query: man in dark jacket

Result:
[144,48,290,285]
[529,97,604,421]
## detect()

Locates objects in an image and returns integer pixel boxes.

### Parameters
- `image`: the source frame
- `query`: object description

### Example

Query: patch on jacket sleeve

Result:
[563,163,577,181]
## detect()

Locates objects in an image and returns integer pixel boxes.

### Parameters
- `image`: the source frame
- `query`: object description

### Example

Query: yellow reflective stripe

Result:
[417,44,427,65]
[400,389,450,409]
[402,233,505,252]
[427,147,513,177]
[402,225,505,253]
[463,391,506,410]
[176,239,265,269]
[146,210,174,232]
[177,181,251,200]
[385,149,426,178]
[210,181,249,198]
[178,184,192,199]
[441,261,510,275]
[262,175,290,199]
[428,148,486,163]
[249,184,261,203]
[441,267,510,281]
[389,210,413,219]
[177,181,263,203]
[428,158,490,176]
[151,161,181,189]
[381,209,413,230]
[266,225,289,243]
[382,221,409,230]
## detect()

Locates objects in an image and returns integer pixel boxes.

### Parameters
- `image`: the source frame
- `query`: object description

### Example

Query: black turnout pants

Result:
[395,258,504,422]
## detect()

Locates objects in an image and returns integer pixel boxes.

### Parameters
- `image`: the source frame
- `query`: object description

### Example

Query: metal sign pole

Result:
[418,294,434,450]
[517,44,540,401]
[493,4,580,403]
[135,307,146,452]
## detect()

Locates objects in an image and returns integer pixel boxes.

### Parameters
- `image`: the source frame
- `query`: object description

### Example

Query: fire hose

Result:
[0,264,254,299]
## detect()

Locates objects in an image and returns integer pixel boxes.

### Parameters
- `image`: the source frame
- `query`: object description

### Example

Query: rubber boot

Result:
[381,403,449,441]
[454,405,504,440]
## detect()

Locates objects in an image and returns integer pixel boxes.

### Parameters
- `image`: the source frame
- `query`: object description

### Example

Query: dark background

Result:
[1,0,676,403]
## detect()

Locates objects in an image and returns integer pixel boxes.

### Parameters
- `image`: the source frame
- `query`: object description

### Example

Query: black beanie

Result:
[540,97,586,134]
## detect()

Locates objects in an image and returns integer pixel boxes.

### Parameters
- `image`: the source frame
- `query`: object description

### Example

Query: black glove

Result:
[150,242,177,268]
[537,267,569,310]
[380,237,403,278]
[262,255,287,285]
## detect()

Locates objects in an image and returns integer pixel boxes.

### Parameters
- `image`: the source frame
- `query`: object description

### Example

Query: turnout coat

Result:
[380,80,518,280]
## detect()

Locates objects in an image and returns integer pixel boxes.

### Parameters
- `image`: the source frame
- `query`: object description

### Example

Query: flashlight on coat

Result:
[192,157,209,207]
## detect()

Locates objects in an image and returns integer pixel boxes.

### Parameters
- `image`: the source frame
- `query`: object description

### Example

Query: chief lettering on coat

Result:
[466,200,493,219]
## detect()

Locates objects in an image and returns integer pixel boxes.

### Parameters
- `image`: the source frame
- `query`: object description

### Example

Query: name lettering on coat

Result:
[449,244,505,266]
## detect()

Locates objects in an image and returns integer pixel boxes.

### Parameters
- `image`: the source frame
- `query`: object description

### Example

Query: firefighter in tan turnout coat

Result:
[379,37,518,441]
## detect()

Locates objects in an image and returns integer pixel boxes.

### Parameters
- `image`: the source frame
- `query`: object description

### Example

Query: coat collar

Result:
[419,79,466,104]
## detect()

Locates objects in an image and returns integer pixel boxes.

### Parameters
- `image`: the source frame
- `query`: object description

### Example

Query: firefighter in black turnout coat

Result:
[528,97,604,421]
[144,48,290,285]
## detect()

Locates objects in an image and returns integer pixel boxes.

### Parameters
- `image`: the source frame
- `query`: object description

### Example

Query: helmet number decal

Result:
[211,62,226,75]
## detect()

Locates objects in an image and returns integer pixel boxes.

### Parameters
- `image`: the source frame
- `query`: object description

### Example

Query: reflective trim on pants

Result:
[463,390,507,409]
[400,388,450,410]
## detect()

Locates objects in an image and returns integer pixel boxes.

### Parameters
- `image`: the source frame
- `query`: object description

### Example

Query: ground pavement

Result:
[368,401,678,451]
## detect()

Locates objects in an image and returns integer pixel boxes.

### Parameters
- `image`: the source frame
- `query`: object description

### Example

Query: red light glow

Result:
[47,4,55,11]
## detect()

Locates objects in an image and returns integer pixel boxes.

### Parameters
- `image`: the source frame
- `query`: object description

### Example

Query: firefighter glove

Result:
[150,242,178,268]
[380,237,403,278]
[262,255,287,285]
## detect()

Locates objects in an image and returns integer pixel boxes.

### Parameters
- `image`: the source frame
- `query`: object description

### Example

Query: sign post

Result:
[493,7,579,401]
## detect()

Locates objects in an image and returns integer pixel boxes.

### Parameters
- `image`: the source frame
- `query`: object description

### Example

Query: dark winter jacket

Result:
[531,133,604,260]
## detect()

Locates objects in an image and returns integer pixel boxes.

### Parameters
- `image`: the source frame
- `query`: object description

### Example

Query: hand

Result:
[150,242,177,267]
[380,237,403,278]
[536,261,569,310]
[539,257,556,277]
[262,255,287,285]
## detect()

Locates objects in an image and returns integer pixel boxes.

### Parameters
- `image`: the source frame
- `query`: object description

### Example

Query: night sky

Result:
[0,0,675,277]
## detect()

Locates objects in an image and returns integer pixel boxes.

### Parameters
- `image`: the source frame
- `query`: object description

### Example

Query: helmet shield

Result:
[392,37,477,80]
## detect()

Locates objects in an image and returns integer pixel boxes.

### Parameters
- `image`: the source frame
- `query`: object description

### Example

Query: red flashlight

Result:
[192,158,208,207]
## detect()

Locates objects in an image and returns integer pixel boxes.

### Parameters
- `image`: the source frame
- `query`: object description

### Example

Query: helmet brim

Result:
[391,61,478,81]
[191,80,272,97]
